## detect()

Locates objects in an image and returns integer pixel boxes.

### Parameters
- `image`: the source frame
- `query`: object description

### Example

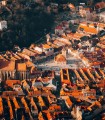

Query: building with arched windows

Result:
[0,59,34,81]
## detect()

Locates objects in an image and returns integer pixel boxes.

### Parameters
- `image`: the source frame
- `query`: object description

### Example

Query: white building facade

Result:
[0,20,7,30]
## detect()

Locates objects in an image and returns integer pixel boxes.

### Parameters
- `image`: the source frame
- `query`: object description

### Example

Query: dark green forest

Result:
[0,0,54,51]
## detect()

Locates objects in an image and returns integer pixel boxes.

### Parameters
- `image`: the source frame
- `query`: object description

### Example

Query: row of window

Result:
[84,93,95,96]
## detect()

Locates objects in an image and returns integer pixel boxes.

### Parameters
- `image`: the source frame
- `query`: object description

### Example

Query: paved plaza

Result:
[37,54,86,73]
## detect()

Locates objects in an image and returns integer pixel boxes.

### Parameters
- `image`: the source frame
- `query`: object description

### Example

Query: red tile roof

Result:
[5,80,21,88]
[0,59,15,71]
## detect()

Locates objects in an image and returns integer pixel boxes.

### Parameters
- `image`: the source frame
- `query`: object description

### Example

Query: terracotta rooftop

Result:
[13,53,21,60]
[95,1,105,9]
[10,56,18,61]
[22,48,35,56]
[55,54,66,63]
[78,24,97,34]
[16,53,25,59]
[53,40,66,46]
[91,61,101,66]
[16,63,27,71]
[28,49,38,56]
[73,32,85,39]
[25,61,35,68]
[0,55,8,61]
[49,104,61,111]
[42,44,51,49]
[5,80,21,88]
[66,97,73,106]
[47,42,59,48]
[0,60,15,71]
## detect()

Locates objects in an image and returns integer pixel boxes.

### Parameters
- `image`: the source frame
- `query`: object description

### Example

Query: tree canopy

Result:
[0,0,54,51]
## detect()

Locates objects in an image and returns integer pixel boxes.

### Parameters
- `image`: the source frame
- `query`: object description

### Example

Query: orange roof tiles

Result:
[0,60,15,71]
[16,63,27,71]
[13,54,22,59]
[79,68,89,81]
[95,1,105,9]
[38,96,46,107]
[46,112,53,120]
[38,112,45,120]
[66,97,72,106]
[78,24,97,34]
[28,49,38,55]
[0,97,3,115]
[42,44,51,49]
[91,61,101,66]
[0,55,8,61]
[96,80,105,88]
[29,44,36,49]
[12,97,20,109]
[53,40,66,46]
[5,80,21,88]
[25,61,34,67]
[2,91,18,96]
[73,32,84,39]
[82,57,89,62]
[49,104,61,111]
[60,89,83,96]
[60,69,71,85]
[6,97,14,119]
[61,35,70,40]
[50,43,59,48]
[22,48,35,56]
[74,69,83,81]
[31,49,42,54]
[10,56,18,61]
[16,53,25,59]
[55,54,66,63]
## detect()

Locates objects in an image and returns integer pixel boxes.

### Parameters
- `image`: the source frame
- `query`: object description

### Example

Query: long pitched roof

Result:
[0,59,15,71]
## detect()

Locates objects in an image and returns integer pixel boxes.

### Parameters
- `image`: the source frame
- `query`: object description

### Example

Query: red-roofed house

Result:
[55,25,63,34]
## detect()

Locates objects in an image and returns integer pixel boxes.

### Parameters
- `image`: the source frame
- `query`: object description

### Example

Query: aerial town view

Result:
[0,0,105,120]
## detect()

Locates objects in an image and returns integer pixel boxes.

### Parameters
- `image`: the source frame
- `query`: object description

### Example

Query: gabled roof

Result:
[42,44,51,49]
[5,80,21,88]
[95,1,105,9]
[0,59,15,71]
[79,23,97,34]
[55,54,66,63]
[22,48,35,56]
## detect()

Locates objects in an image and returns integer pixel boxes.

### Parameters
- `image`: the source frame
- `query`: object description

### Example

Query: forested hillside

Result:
[0,0,54,51]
